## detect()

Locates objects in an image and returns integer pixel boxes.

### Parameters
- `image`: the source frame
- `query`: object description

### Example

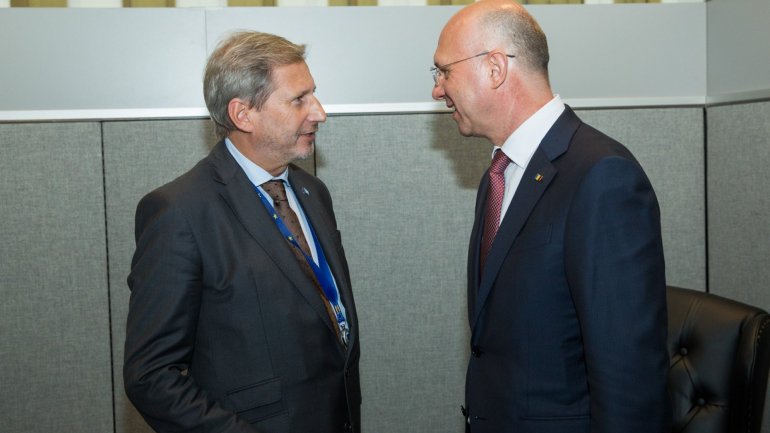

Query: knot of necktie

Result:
[490,149,511,174]
[261,180,288,203]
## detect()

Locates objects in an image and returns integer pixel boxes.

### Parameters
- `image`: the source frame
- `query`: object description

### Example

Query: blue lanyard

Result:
[253,184,349,344]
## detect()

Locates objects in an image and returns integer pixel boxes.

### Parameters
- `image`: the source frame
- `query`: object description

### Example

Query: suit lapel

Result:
[467,174,488,324]
[209,143,340,344]
[470,107,581,332]
[290,168,356,356]
[471,151,556,330]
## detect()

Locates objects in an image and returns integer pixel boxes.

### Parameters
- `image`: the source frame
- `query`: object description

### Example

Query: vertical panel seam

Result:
[99,121,118,433]
[703,106,709,294]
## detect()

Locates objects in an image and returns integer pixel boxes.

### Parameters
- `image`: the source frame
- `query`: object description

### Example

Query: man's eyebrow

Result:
[294,87,316,98]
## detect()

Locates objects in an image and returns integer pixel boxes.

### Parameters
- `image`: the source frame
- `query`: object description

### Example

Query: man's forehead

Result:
[272,62,314,86]
[435,29,460,60]
[435,28,477,63]
[273,61,309,76]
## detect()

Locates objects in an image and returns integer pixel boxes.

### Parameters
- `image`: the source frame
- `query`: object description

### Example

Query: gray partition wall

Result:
[0,107,706,433]
[707,100,770,308]
[0,123,113,433]
[317,114,487,433]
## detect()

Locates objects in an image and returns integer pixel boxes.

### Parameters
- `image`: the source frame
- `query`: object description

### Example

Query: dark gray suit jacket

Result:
[124,141,360,433]
[465,107,670,433]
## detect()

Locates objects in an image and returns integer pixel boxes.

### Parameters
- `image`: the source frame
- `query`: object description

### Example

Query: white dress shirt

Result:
[495,95,566,223]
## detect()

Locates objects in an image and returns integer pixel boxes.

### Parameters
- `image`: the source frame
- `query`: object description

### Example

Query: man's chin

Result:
[457,128,473,137]
[294,142,315,161]
[455,123,475,138]
[451,113,473,137]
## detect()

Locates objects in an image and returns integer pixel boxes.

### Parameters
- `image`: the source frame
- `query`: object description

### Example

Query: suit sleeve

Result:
[123,190,259,433]
[564,156,670,433]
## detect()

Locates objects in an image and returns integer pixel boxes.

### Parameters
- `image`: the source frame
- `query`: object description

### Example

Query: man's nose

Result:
[432,82,446,101]
[309,95,327,123]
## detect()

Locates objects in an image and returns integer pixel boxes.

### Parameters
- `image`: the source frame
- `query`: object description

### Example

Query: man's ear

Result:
[488,51,509,89]
[227,98,255,133]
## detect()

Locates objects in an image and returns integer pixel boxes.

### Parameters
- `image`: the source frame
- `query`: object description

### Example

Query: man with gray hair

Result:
[124,31,360,433]
[432,1,670,432]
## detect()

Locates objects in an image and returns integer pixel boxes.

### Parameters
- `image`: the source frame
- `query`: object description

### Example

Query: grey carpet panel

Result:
[317,113,486,433]
[0,105,743,433]
[0,122,112,433]
[707,101,770,310]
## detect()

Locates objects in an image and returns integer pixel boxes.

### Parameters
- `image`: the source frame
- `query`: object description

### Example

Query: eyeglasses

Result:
[430,51,515,86]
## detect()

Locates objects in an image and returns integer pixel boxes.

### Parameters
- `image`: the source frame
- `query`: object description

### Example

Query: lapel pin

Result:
[534,174,544,182]
[302,187,310,196]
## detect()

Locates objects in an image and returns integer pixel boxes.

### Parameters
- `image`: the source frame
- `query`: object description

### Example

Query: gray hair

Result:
[482,7,550,80]
[203,31,306,139]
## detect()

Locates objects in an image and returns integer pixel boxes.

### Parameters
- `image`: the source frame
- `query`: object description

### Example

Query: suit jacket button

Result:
[343,421,353,432]
[471,346,482,357]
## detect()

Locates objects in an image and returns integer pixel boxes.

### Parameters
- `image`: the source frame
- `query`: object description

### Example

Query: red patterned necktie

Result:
[480,150,511,273]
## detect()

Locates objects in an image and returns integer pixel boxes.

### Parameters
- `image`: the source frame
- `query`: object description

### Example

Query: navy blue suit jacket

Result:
[465,107,670,433]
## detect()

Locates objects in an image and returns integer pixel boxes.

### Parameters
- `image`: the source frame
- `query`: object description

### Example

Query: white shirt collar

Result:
[495,95,565,168]
[224,137,289,186]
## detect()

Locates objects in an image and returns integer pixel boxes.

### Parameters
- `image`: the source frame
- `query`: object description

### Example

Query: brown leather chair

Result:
[667,286,770,433]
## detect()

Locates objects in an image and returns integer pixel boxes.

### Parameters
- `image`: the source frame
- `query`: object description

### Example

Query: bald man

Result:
[431,2,670,432]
